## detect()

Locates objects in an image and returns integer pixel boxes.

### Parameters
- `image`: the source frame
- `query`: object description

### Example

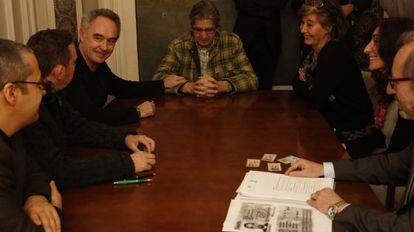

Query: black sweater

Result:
[21,92,135,189]
[293,40,373,131]
[0,132,51,231]
[64,46,165,126]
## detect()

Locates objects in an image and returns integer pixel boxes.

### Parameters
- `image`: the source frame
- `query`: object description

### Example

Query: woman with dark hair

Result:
[347,17,414,156]
[292,0,373,152]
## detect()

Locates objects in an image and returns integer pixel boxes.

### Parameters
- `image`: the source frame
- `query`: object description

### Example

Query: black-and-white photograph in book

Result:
[235,202,272,232]
[223,199,331,232]
[231,202,312,232]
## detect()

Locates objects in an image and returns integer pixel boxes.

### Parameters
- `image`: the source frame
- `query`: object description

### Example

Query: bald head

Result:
[393,41,414,84]
[392,41,414,118]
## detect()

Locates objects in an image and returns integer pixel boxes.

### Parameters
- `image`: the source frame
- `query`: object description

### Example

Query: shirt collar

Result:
[0,129,11,145]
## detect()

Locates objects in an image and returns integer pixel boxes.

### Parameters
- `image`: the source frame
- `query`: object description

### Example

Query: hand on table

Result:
[307,187,344,215]
[24,195,61,232]
[125,134,155,153]
[284,158,324,177]
[137,101,155,118]
[163,75,187,89]
[130,151,156,173]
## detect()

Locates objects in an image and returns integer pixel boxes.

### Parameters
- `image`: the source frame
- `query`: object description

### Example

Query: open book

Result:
[223,171,334,232]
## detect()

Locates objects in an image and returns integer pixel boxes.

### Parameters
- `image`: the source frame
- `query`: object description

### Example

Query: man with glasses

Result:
[0,39,62,232]
[284,41,414,230]
[63,8,185,126]
[21,29,156,189]
[153,0,258,97]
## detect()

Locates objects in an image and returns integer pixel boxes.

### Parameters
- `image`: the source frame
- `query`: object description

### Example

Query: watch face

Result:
[327,206,336,220]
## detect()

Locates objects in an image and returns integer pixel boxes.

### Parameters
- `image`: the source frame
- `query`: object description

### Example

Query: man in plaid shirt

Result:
[153,0,258,97]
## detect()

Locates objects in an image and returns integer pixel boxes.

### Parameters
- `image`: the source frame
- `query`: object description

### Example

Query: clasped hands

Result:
[181,75,230,97]
[285,158,345,216]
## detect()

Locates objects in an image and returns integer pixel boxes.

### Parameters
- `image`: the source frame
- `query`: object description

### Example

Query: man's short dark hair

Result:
[0,39,33,89]
[27,29,73,77]
[189,0,221,28]
[81,8,121,37]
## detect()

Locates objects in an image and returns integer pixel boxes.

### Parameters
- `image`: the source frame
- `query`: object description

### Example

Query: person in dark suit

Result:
[285,41,414,231]
[0,39,62,232]
[233,0,287,89]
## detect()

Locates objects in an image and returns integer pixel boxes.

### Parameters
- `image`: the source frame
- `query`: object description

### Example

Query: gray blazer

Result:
[332,142,414,231]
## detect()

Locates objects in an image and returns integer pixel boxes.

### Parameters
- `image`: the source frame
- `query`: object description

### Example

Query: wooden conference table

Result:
[62,91,385,231]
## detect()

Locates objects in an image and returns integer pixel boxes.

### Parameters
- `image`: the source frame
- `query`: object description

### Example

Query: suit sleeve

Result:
[334,203,414,231]
[332,143,413,186]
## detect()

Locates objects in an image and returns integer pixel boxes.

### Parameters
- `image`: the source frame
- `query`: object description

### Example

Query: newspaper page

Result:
[223,199,331,232]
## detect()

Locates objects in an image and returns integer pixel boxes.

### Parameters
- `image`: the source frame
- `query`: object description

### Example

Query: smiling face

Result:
[79,16,118,71]
[192,19,216,49]
[364,27,386,72]
[300,13,331,52]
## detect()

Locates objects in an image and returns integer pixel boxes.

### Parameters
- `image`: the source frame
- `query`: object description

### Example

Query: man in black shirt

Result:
[23,29,156,189]
[64,8,186,126]
[0,39,62,232]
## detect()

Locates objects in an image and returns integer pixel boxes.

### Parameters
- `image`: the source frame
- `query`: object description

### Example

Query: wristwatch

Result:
[327,200,348,220]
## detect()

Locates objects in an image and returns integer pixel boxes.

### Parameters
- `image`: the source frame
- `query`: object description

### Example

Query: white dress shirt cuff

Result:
[323,162,335,178]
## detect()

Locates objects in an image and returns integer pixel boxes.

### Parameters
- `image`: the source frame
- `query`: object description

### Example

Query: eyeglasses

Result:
[192,27,216,34]
[304,0,324,8]
[388,77,414,88]
[11,81,51,91]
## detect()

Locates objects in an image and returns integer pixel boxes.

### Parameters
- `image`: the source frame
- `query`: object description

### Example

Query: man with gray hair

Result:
[0,39,62,232]
[285,41,414,231]
[153,0,258,97]
[64,8,186,126]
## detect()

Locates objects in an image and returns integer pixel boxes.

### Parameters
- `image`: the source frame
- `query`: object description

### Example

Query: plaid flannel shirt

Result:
[153,31,258,94]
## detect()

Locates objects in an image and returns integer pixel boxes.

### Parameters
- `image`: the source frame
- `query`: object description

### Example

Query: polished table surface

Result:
[63,91,385,231]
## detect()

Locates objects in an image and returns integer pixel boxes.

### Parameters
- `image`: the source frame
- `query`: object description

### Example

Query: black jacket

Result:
[64,45,165,126]
[21,92,135,189]
[293,40,373,131]
[0,132,51,231]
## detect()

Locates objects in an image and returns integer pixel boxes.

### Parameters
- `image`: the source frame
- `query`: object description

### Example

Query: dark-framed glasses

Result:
[11,81,51,91]
[305,0,324,8]
[388,77,414,88]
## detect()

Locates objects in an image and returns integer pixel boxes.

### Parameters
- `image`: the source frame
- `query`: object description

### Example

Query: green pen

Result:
[113,178,152,185]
